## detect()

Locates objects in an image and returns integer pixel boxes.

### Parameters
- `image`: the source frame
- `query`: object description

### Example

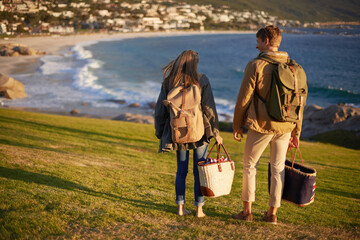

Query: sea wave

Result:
[71,41,118,99]
[40,55,74,75]
[309,83,359,97]
[71,40,100,59]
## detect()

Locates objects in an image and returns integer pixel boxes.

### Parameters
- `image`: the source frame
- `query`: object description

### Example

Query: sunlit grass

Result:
[0,108,359,239]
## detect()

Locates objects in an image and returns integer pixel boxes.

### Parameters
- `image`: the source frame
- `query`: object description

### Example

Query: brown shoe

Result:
[263,213,277,224]
[232,211,253,222]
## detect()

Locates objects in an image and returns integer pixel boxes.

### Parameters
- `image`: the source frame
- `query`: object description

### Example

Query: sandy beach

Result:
[0,31,252,121]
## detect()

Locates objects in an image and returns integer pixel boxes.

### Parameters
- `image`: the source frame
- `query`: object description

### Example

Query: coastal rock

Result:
[147,101,156,110]
[107,99,126,104]
[70,109,79,115]
[113,113,154,124]
[301,104,360,138]
[0,43,45,56]
[128,103,140,108]
[219,113,232,122]
[0,73,27,99]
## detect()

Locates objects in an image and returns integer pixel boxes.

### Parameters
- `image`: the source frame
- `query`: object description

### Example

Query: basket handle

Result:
[206,142,231,160]
[206,142,234,171]
[287,146,304,169]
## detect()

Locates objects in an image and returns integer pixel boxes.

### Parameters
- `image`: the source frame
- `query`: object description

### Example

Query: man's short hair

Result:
[256,25,282,48]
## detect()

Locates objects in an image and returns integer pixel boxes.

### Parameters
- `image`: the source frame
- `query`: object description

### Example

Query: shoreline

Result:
[0,30,256,77]
[1,30,358,124]
[0,31,252,121]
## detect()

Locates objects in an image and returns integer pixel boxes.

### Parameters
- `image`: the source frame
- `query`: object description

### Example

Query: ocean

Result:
[5,29,360,120]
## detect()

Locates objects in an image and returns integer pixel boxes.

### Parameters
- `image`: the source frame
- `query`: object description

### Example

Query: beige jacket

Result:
[233,51,303,137]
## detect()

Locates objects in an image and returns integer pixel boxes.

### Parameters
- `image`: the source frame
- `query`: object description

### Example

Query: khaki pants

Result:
[242,129,291,208]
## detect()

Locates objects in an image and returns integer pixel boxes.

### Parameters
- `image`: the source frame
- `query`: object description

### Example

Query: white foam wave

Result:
[100,80,161,106]
[327,85,358,95]
[214,97,235,121]
[235,68,243,73]
[71,40,99,60]
[88,59,103,69]
[72,63,117,98]
[40,55,73,75]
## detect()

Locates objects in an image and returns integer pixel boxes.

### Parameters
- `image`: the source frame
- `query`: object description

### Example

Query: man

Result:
[232,25,303,224]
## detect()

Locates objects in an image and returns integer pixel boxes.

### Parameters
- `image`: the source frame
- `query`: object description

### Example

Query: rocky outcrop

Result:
[113,113,154,124]
[0,73,27,99]
[107,99,126,104]
[301,104,360,138]
[70,109,79,115]
[128,103,140,108]
[0,43,45,56]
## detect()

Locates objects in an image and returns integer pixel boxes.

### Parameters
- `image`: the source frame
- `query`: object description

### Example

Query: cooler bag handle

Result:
[287,146,304,169]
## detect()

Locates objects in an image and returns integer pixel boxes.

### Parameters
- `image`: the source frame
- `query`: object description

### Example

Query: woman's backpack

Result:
[163,84,204,144]
[255,56,308,122]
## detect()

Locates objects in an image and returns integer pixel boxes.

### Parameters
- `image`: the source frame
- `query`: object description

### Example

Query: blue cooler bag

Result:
[268,147,316,206]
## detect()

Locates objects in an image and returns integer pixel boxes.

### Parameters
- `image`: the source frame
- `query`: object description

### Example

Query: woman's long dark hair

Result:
[162,50,200,91]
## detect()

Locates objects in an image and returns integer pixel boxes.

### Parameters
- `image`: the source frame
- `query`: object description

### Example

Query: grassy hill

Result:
[0,108,359,239]
[178,0,360,22]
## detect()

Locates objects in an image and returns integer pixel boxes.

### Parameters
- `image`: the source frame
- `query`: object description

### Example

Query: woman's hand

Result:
[233,129,243,142]
[214,135,223,145]
[289,136,300,148]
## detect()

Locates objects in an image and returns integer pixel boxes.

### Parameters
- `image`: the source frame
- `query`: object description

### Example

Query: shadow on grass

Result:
[0,115,154,145]
[0,115,155,153]
[316,187,360,200]
[310,130,360,150]
[0,138,66,154]
[0,166,178,215]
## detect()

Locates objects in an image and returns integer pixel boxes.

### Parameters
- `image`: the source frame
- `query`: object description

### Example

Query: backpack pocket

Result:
[171,111,204,144]
[282,93,306,121]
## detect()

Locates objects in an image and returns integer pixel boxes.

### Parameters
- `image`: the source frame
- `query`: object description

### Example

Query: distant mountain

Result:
[177,0,360,22]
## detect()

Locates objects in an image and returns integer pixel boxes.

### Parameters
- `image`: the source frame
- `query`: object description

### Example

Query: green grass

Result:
[0,108,359,239]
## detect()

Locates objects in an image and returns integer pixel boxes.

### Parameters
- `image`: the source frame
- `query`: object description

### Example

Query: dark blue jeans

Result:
[175,144,208,207]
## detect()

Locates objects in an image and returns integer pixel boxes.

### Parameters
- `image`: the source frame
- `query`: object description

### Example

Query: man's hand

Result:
[214,135,223,145]
[289,136,300,148]
[233,129,243,142]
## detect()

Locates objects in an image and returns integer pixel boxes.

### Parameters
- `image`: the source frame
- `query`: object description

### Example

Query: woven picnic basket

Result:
[198,143,235,198]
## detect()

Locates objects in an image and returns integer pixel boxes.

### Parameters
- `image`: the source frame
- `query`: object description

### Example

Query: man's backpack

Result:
[255,56,308,122]
[163,84,204,144]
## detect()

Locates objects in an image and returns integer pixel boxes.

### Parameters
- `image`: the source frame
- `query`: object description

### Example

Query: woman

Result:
[155,50,222,217]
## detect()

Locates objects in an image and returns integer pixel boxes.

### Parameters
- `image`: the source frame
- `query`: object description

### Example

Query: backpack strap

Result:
[254,90,267,104]
[180,88,187,110]
[175,87,190,140]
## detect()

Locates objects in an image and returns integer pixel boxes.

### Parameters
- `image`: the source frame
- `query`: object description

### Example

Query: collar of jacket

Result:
[258,51,289,63]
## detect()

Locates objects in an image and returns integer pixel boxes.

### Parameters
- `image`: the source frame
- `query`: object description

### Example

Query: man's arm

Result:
[232,61,257,133]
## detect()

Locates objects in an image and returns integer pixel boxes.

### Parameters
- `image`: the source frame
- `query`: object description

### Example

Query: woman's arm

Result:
[201,75,220,138]
[154,85,169,139]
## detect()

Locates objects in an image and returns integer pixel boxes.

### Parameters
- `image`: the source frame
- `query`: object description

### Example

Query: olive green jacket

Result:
[155,74,219,152]
[233,51,303,137]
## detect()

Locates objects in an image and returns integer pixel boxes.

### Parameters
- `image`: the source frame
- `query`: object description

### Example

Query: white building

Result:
[141,17,163,30]
[16,4,28,12]
[49,11,62,17]
[114,18,126,26]
[62,11,74,18]
[0,23,7,34]
[49,26,75,34]
[98,10,111,17]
